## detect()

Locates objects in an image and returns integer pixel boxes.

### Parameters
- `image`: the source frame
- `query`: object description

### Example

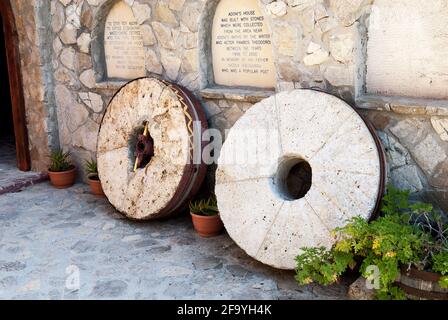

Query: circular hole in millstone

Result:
[274,156,312,201]
[128,122,154,170]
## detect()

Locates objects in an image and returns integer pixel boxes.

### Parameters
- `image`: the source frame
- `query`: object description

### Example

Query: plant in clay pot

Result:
[189,195,224,237]
[294,185,448,300]
[48,149,76,189]
[85,159,104,196]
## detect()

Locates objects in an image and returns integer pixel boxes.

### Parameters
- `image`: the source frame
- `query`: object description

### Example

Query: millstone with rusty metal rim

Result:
[97,78,208,220]
[216,89,386,270]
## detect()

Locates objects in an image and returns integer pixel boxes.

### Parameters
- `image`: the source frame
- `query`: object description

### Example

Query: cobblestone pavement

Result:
[0,138,47,194]
[0,183,350,300]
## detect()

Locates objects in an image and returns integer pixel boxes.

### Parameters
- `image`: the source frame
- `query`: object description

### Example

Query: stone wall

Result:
[11,0,448,209]
[10,0,59,171]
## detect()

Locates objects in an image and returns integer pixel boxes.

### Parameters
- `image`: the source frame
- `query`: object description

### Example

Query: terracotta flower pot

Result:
[48,166,76,189]
[191,212,224,237]
[87,176,105,196]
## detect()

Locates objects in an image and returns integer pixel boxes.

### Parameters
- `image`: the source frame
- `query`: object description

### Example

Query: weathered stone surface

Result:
[155,3,178,26]
[203,101,222,120]
[329,32,354,64]
[273,24,300,57]
[141,25,156,46]
[55,84,89,133]
[51,1,65,33]
[72,118,99,153]
[97,78,190,220]
[366,0,448,100]
[0,182,349,299]
[152,21,177,50]
[79,92,103,113]
[348,277,376,300]
[413,135,447,175]
[216,90,381,269]
[132,3,152,24]
[79,69,96,89]
[266,1,288,17]
[76,52,93,72]
[145,49,163,75]
[329,0,369,26]
[324,65,354,87]
[66,2,82,28]
[77,33,91,54]
[181,49,198,73]
[60,47,76,71]
[160,50,182,81]
[181,3,200,32]
[431,117,448,142]
[169,0,185,11]
[304,42,329,65]
[59,25,77,44]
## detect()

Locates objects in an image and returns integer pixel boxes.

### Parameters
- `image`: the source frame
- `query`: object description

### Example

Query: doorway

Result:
[0,14,16,168]
[0,1,30,172]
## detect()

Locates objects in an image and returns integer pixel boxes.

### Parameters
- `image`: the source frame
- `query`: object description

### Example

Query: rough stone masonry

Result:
[6,0,448,210]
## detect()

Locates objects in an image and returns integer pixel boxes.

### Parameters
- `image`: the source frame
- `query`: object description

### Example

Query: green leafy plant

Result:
[294,185,448,299]
[85,159,98,180]
[49,149,73,172]
[189,195,219,216]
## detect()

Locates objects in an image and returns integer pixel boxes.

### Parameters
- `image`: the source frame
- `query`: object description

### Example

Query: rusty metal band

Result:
[153,80,208,218]
[352,106,387,221]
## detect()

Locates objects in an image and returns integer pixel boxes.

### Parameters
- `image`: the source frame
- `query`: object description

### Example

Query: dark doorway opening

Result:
[0,14,16,153]
[0,0,30,171]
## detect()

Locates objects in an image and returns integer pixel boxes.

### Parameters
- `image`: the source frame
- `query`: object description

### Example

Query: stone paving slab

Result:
[0,183,350,300]
[0,138,48,195]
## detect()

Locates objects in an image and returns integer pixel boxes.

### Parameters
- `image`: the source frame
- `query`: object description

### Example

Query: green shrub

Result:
[295,185,448,299]
[49,149,73,172]
[189,195,219,216]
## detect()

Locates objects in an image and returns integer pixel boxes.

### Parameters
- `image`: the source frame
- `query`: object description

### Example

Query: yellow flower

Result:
[303,277,313,285]
[385,251,396,258]
[372,239,381,250]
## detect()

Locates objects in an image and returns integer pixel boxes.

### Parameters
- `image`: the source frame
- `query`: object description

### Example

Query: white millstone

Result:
[216,90,382,270]
[97,78,191,220]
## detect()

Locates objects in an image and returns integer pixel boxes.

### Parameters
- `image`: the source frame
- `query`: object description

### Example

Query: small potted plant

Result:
[189,195,224,237]
[85,158,104,196]
[48,149,76,189]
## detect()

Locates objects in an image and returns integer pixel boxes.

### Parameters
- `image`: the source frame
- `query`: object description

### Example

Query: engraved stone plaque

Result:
[367,0,448,99]
[212,0,275,89]
[104,1,146,80]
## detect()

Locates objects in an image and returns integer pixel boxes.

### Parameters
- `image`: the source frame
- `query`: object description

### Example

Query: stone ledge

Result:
[200,86,275,103]
[95,81,129,90]
[356,95,448,116]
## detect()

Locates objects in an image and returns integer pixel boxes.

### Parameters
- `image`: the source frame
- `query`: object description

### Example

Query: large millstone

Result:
[97,78,208,220]
[216,90,385,270]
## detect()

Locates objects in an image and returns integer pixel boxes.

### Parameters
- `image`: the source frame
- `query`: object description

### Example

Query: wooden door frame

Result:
[0,0,30,171]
